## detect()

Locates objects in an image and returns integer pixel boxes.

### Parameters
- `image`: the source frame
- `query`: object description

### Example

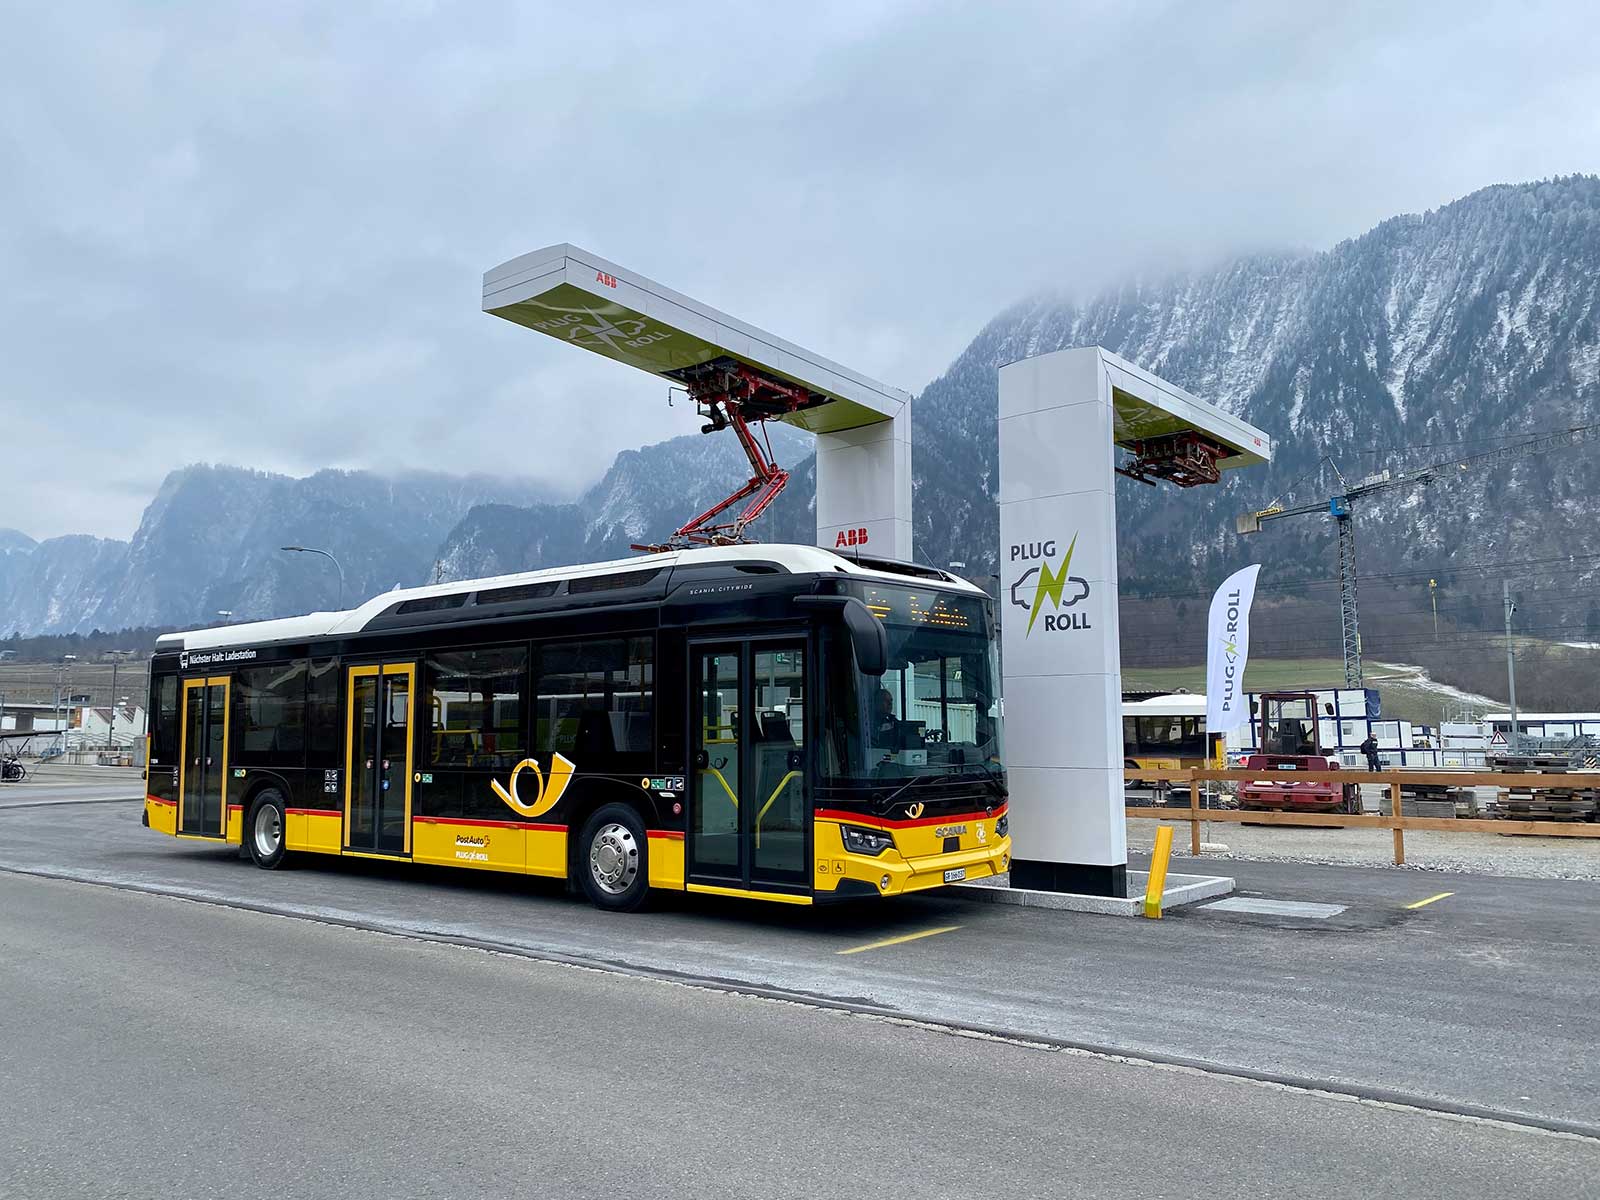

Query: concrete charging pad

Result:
[956,870,1234,916]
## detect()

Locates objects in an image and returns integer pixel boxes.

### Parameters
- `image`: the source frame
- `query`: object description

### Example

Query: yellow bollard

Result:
[1144,825,1175,919]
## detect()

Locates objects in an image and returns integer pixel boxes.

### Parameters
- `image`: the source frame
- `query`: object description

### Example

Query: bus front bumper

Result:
[815,827,1012,898]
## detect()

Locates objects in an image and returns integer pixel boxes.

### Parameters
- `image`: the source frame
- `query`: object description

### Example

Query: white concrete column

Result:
[815,407,913,561]
[997,348,1127,896]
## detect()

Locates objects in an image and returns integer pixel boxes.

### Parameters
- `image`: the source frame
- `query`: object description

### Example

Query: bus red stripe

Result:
[285,807,341,817]
[814,804,1007,830]
[646,830,685,840]
[146,796,176,807]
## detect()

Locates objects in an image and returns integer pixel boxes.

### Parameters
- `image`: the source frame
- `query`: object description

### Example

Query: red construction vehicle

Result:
[1239,692,1361,814]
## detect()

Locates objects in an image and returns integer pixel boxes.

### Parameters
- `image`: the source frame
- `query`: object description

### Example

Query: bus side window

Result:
[423,644,528,769]
[535,636,654,774]
[149,675,180,804]
[151,675,178,762]
[306,658,341,767]
[232,661,309,765]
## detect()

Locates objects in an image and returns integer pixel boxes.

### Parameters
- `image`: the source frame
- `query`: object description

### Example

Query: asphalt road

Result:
[3,872,1596,1199]
[0,765,143,808]
[3,798,1598,1138]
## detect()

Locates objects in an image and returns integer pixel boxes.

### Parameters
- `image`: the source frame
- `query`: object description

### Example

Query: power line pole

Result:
[1334,505,1362,686]
[1503,580,1519,753]
[107,660,119,750]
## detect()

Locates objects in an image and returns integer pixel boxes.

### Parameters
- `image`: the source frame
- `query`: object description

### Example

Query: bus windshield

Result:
[822,582,1004,786]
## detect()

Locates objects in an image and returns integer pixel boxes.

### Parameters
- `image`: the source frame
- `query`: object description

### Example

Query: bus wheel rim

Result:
[589,823,639,894]
[253,805,281,857]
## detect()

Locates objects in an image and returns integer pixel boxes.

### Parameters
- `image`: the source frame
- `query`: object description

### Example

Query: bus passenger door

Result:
[344,663,415,857]
[178,676,230,838]
[688,641,809,894]
[689,647,742,881]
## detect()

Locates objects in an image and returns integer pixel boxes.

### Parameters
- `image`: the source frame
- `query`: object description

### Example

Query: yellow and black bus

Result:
[1122,693,1223,772]
[144,545,1009,910]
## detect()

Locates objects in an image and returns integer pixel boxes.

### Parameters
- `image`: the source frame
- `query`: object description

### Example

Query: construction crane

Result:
[1237,423,1600,687]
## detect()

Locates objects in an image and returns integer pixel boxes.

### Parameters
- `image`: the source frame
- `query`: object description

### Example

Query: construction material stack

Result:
[1489,754,1600,823]
[1380,782,1468,819]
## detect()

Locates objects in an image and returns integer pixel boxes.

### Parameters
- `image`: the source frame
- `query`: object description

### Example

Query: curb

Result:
[956,870,1235,915]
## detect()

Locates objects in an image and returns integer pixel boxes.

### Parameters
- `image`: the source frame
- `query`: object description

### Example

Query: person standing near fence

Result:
[1360,732,1381,773]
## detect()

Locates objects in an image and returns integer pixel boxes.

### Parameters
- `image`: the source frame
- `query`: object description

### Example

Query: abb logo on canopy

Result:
[834,527,869,548]
[595,270,618,289]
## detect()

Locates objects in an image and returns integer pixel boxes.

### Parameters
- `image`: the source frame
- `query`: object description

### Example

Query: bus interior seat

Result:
[608,711,652,753]
[758,711,793,744]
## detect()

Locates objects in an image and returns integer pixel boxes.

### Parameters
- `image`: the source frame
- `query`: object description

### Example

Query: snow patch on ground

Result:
[1366,660,1499,709]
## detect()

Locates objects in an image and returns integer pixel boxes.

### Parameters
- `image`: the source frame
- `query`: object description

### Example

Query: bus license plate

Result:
[943,867,966,883]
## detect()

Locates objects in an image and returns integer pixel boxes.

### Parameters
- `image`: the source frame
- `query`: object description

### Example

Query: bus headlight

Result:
[841,825,894,856]
[995,814,1009,838]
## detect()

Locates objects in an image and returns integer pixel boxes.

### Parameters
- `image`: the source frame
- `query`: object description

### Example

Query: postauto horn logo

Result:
[1009,533,1091,636]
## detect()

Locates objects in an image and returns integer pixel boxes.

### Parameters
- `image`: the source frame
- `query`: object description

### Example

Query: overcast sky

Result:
[3,0,1596,540]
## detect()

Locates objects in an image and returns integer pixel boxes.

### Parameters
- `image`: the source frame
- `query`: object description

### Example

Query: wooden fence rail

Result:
[1124,767,1600,865]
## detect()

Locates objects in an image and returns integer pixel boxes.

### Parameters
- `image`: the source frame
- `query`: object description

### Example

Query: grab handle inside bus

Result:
[794,595,887,676]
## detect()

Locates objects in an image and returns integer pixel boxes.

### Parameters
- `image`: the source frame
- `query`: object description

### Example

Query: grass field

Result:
[1122,657,1490,728]
[0,661,150,710]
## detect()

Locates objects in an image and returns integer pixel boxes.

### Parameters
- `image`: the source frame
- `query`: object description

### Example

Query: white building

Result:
[72,704,146,748]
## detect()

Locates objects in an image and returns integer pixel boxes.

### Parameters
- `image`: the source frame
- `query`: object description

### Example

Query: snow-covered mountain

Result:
[913,176,1600,591]
[433,422,815,582]
[6,177,1598,636]
[0,467,552,634]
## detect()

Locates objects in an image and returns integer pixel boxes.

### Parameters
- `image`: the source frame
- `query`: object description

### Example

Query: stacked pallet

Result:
[1379,783,1461,819]
[1488,755,1599,823]
[1495,787,1598,821]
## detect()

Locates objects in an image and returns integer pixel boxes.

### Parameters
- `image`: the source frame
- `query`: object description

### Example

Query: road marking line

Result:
[837,925,961,956]
[1202,898,1345,919]
[1405,891,1455,910]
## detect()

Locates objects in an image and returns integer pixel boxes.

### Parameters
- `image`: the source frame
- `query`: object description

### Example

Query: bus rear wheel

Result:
[578,803,649,912]
[246,789,291,870]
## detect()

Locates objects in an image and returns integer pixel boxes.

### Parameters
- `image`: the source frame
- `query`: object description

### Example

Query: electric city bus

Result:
[142,545,1009,910]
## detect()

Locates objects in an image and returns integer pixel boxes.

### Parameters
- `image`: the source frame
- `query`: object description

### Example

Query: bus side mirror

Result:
[794,595,888,676]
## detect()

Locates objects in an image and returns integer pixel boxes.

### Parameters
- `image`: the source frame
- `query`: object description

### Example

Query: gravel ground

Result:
[1128,784,1600,881]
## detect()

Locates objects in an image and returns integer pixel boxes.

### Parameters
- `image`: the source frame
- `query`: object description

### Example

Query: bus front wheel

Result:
[578,803,650,912]
[246,789,291,870]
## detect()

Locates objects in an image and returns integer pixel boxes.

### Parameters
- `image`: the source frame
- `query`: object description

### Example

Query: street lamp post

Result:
[54,655,76,757]
[280,545,346,608]
[107,660,118,750]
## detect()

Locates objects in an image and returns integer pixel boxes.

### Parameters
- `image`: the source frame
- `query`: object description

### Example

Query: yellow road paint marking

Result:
[1405,891,1455,910]
[837,925,962,956]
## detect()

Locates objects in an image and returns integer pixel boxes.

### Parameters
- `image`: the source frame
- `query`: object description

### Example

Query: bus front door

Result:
[688,641,809,895]
[178,676,230,838]
[344,663,415,857]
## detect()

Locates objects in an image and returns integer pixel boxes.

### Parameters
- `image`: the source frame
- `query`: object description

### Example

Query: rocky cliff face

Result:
[434,422,817,581]
[1,467,550,633]
[913,176,1600,595]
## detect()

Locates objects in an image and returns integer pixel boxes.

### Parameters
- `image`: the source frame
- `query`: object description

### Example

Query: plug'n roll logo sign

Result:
[1009,532,1092,636]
